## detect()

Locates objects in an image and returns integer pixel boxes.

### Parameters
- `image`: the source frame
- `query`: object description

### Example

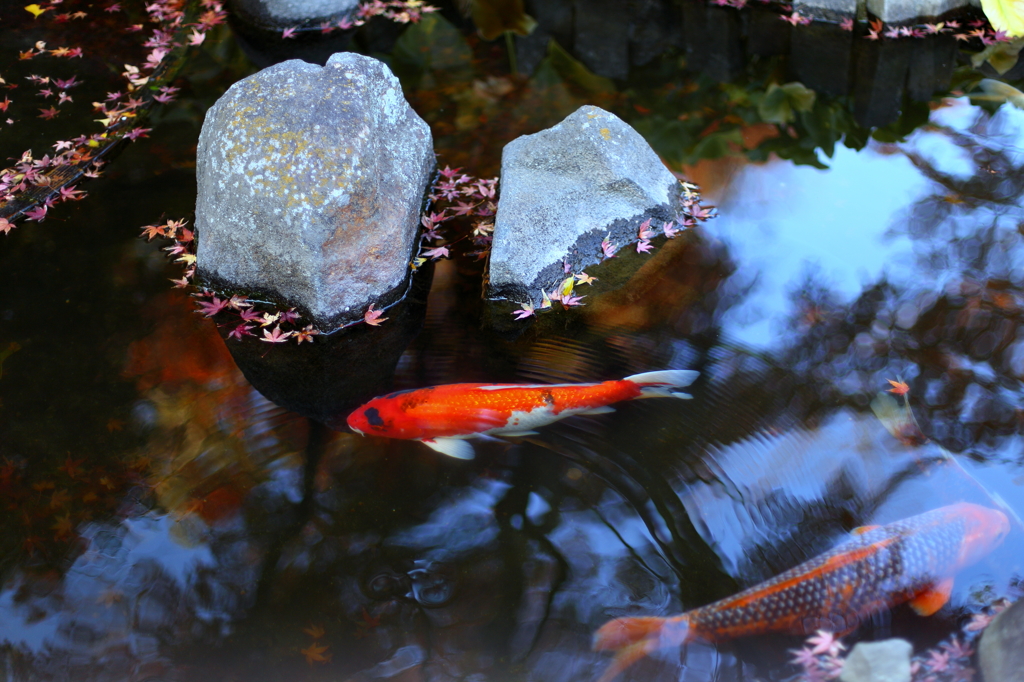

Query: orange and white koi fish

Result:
[346,370,698,460]
[593,502,1009,682]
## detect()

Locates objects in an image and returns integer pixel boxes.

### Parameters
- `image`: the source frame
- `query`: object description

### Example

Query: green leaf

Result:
[546,40,616,94]
[757,82,816,125]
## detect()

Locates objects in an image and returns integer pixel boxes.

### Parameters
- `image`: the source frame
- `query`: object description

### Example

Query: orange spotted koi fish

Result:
[593,503,1009,682]
[346,370,698,460]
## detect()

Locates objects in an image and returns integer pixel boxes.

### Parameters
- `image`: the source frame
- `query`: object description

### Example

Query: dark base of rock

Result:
[215,264,434,429]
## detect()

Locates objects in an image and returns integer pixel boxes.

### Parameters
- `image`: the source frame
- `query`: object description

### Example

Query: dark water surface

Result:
[2,2,1024,681]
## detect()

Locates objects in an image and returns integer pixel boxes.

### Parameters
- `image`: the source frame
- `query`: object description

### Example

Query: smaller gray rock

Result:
[487,105,683,305]
[839,639,912,682]
[980,599,1024,682]
[865,0,972,22]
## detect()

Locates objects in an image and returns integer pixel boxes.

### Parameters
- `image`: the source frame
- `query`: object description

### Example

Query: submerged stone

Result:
[487,105,683,306]
[196,52,434,328]
[839,639,912,682]
[980,599,1024,682]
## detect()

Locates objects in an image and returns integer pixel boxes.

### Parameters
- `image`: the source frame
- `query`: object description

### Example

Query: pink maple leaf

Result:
[925,649,950,673]
[24,205,48,221]
[636,239,653,254]
[562,293,586,307]
[0,217,13,235]
[188,28,206,45]
[58,185,84,201]
[663,221,679,238]
[281,27,297,38]
[637,218,656,240]
[261,325,292,343]
[601,236,616,258]
[280,308,301,323]
[423,245,449,259]
[807,630,844,657]
[840,18,854,30]
[196,296,229,317]
[239,308,263,322]
[789,647,818,670]
[228,323,254,340]
[364,304,388,326]
[512,303,535,320]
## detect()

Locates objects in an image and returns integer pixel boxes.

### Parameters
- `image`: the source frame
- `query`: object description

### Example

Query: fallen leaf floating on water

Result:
[887,379,910,395]
[300,642,331,665]
[303,624,325,639]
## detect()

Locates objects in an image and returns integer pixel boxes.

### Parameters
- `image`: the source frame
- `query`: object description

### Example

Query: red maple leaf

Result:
[887,379,910,396]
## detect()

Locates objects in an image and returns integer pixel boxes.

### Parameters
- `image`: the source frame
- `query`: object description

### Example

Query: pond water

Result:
[2,1,1024,681]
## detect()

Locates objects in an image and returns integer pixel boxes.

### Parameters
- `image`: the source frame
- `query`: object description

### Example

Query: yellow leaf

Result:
[559,276,575,298]
[25,4,48,17]
[981,0,1024,37]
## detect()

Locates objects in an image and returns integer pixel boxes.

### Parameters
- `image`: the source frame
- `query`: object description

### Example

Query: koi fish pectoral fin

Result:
[498,430,539,437]
[577,406,616,416]
[421,438,476,460]
[909,577,955,616]
[851,524,881,536]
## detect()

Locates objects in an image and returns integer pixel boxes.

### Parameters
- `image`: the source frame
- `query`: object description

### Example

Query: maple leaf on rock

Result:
[512,303,535,320]
[261,326,292,343]
[364,304,388,326]
[294,325,318,343]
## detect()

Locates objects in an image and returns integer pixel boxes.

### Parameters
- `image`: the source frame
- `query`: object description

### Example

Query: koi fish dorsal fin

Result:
[910,577,954,616]
[421,437,475,460]
[626,370,699,399]
[851,525,881,536]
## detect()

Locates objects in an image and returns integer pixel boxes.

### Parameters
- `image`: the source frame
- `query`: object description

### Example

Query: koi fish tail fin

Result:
[593,615,690,682]
[625,370,699,399]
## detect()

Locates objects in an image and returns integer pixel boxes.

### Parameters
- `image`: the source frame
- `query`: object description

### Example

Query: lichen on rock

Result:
[486,104,685,307]
[196,52,434,329]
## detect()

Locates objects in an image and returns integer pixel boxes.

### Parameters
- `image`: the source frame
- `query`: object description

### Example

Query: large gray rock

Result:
[196,53,434,328]
[839,639,912,682]
[980,599,1024,682]
[487,105,682,305]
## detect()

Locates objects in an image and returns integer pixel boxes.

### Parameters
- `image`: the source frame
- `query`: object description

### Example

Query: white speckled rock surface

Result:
[839,639,912,682]
[487,105,681,304]
[196,53,433,327]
